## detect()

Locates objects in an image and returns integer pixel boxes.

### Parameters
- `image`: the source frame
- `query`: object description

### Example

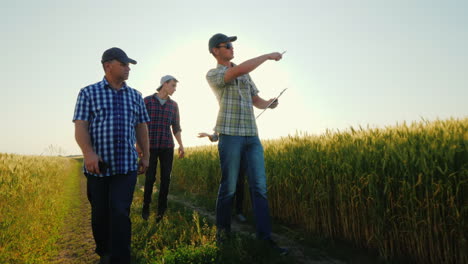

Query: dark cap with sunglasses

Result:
[208,33,237,53]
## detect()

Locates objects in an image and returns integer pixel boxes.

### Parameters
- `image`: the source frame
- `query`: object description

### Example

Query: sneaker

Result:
[235,213,247,223]
[267,239,289,256]
[142,204,150,220]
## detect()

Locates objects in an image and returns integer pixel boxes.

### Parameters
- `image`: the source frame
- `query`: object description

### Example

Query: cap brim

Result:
[117,58,137,64]
[227,36,237,42]
[127,58,137,64]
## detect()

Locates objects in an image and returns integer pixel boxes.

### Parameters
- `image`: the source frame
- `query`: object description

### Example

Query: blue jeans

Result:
[216,135,272,240]
[86,171,137,264]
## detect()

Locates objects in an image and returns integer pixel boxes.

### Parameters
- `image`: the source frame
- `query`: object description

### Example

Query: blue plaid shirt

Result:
[73,77,150,177]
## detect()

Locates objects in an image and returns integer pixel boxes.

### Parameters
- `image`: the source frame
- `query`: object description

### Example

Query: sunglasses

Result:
[217,42,233,49]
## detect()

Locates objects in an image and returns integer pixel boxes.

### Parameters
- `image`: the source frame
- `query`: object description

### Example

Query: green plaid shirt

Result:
[206,63,259,136]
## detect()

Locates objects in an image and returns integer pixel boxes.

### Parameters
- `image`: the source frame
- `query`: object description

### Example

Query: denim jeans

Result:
[143,148,174,215]
[86,171,137,264]
[217,135,272,240]
[235,168,245,214]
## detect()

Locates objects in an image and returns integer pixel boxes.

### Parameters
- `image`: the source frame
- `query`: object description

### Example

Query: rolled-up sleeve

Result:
[206,66,228,89]
[171,103,181,135]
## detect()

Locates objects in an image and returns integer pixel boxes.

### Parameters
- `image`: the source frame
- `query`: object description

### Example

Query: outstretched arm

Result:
[224,52,283,83]
[198,132,219,142]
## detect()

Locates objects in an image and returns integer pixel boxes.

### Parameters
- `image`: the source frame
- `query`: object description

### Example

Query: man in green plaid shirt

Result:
[206,33,288,255]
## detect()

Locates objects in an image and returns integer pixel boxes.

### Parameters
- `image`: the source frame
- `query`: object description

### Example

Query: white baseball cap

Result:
[157,75,178,91]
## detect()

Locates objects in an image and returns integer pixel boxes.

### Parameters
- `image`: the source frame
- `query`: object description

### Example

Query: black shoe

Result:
[267,239,289,256]
[155,215,162,223]
[142,204,150,220]
[156,208,166,223]
[155,213,164,223]
[99,255,110,264]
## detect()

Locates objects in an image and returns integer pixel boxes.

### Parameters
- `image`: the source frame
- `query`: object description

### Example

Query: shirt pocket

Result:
[239,75,251,91]
[92,105,110,124]
[126,99,140,125]
[237,75,252,104]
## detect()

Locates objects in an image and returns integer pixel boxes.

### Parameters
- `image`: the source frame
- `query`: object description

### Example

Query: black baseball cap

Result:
[101,47,137,64]
[208,33,237,53]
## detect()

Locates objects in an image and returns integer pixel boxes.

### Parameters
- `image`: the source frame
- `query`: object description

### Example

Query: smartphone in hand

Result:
[98,161,109,174]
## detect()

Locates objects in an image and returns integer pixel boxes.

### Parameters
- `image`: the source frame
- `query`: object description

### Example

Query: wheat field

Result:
[0,154,80,263]
[171,118,468,263]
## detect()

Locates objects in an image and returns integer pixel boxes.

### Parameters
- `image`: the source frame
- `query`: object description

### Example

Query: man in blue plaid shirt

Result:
[73,47,150,264]
[206,33,288,255]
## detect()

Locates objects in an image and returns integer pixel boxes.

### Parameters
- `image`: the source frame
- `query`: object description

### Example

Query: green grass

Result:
[0,155,295,263]
[169,188,394,264]
[130,175,294,264]
[0,154,81,263]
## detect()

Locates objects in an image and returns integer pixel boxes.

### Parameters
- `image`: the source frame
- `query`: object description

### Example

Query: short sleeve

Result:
[72,89,90,122]
[247,74,259,97]
[206,66,228,89]
[136,95,150,123]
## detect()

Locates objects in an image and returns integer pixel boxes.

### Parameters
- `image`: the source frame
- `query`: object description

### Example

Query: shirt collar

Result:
[154,93,171,101]
[102,77,129,91]
[216,62,237,69]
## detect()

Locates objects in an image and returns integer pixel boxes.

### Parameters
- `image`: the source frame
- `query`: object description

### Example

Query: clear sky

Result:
[1,0,467,155]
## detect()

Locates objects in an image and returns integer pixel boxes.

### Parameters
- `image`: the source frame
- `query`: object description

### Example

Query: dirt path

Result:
[52,173,99,264]
[168,194,345,264]
[52,175,345,264]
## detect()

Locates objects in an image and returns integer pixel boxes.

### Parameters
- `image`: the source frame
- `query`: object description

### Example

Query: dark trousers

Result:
[143,148,174,215]
[235,170,245,214]
[86,171,137,264]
